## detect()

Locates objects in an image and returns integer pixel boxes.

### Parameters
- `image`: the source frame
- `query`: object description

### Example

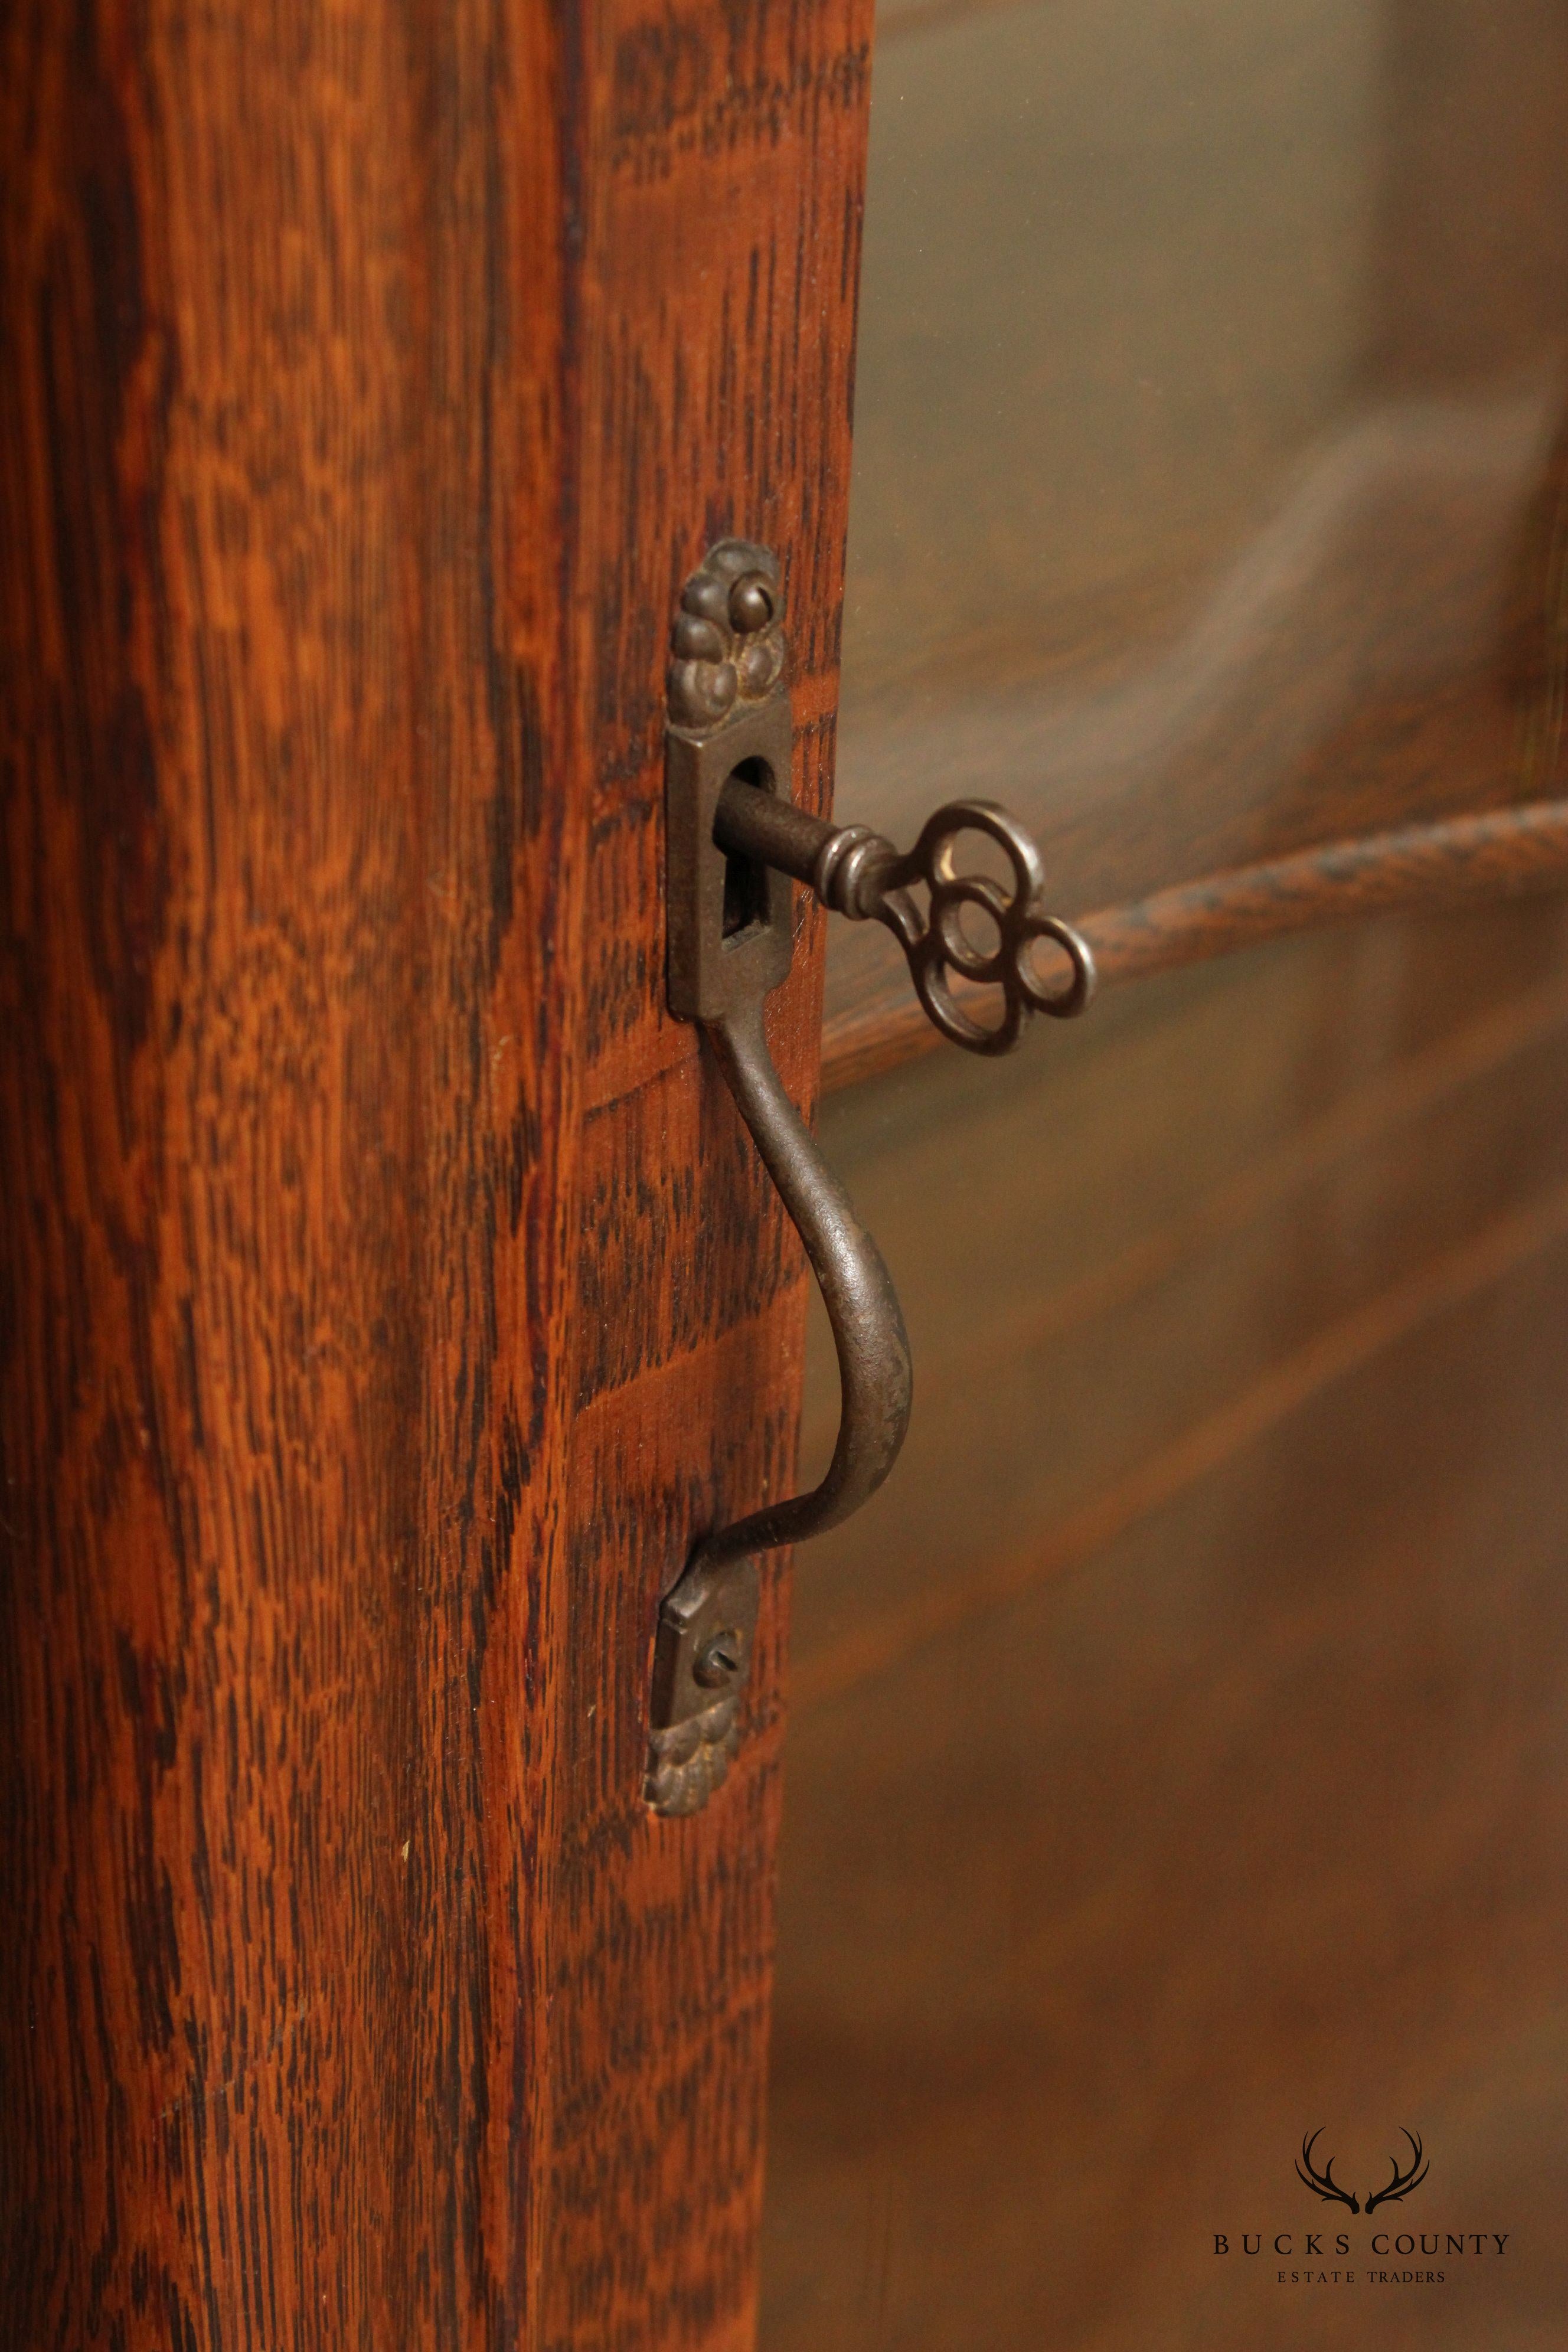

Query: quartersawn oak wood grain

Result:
[0,2,871,2347]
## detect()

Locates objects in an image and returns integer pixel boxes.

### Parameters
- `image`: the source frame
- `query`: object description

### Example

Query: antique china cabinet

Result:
[4,0,1567,2346]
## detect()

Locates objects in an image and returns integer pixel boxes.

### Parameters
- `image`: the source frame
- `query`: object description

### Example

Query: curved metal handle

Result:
[643,994,913,1816]
[646,538,1091,1815]
[702,996,912,1570]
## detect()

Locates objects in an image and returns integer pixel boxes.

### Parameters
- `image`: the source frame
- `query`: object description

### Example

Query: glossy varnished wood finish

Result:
[0,4,871,2346]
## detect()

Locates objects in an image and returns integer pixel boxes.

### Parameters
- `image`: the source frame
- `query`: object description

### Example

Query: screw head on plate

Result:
[694,1629,744,1688]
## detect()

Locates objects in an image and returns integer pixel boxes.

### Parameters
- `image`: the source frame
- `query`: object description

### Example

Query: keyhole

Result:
[721,758,772,941]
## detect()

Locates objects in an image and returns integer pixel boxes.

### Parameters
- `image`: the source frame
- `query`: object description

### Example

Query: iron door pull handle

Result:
[646,541,1095,1814]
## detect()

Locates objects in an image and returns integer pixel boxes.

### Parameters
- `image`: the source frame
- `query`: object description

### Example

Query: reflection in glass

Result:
[824,0,1568,1035]
[765,2,1568,2341]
